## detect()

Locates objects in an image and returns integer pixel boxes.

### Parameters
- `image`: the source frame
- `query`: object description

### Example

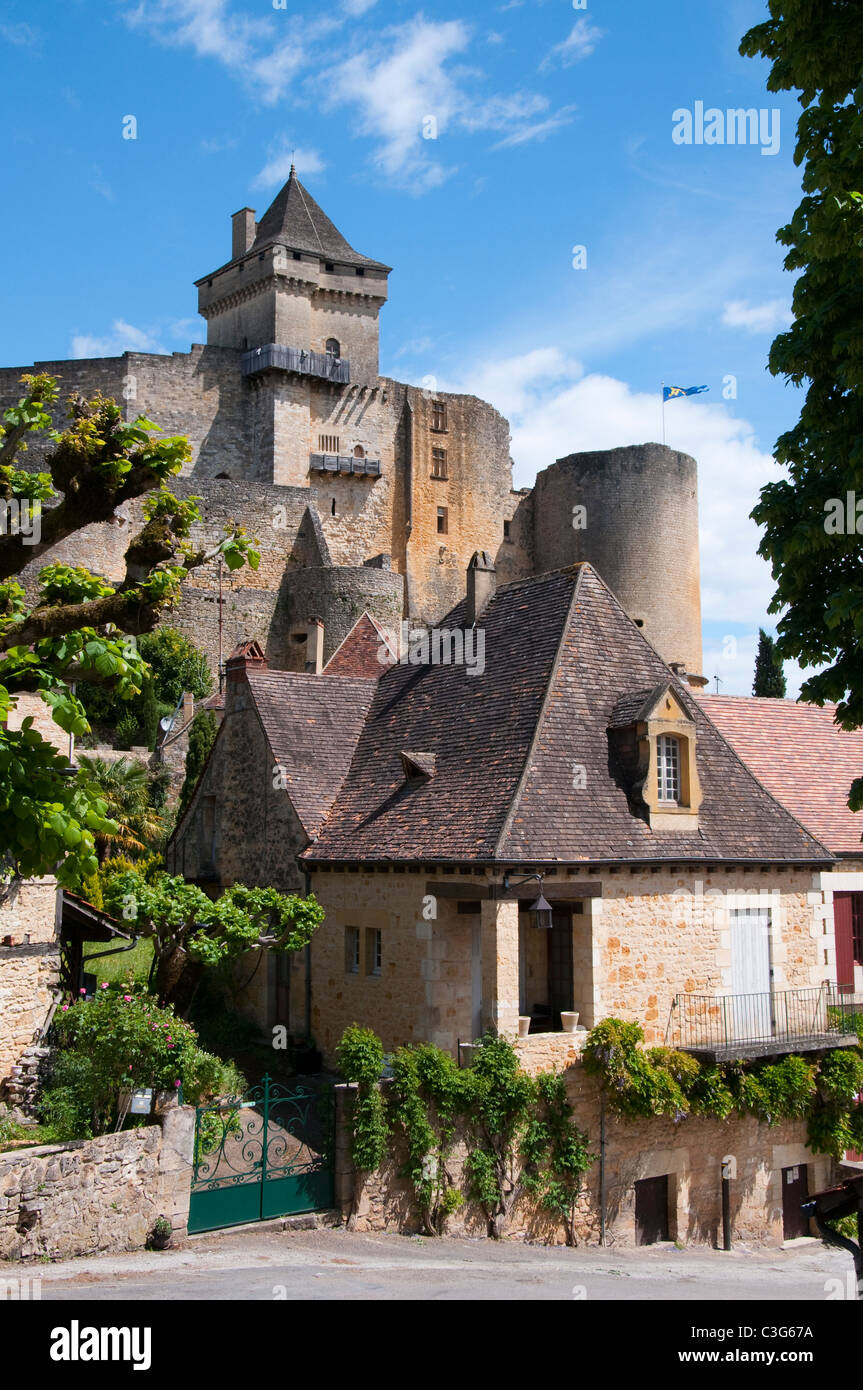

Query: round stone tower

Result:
[531,443,704,682]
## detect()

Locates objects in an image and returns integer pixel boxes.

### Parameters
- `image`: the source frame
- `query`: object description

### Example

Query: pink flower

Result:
[100,982,108,990]
[174,1080,181,1088]
[128,1064,133,1071]
[123,995,132,1002]
[79,987,86,994]
[61,1004,69,1012]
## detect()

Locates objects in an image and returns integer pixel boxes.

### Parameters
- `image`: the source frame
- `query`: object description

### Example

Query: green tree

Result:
[740,5,863,798]
[100,866,324,1012]
[138,627,212,708]
[0,375,258,886]
[79,627,211,739]
[176,709,218,820]
[752,628,787,697]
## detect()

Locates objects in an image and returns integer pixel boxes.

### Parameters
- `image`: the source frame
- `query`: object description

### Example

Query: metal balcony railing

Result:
[309,453,381,478]
[241,345,350,384]
[667,984,863,1061]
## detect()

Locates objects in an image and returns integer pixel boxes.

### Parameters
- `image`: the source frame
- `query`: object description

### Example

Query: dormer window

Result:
[608,683,702,832]
[657,734,680,804]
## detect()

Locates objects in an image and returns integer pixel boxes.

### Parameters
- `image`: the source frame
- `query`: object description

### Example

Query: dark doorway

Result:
[547,907,574,1029]
[781,1165,810,1240]
[635,1175,669,1245]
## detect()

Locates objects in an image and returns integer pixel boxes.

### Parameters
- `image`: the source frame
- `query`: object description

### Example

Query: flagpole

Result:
[661,382,666,446]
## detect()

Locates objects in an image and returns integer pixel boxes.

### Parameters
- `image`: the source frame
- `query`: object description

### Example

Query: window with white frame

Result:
[365,928,382,977]
[657,734,680,803]
[345,926,360,974]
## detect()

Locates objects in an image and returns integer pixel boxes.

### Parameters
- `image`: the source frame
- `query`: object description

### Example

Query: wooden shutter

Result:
[833,892,856,991]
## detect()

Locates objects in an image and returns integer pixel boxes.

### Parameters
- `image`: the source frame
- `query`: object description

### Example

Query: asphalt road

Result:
[28,1225,855,1302]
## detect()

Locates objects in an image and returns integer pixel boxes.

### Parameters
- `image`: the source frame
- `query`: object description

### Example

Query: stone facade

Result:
[335,1065,833,1249]
[301,865,829,1064]
[0,696,64,1092]
[0,880,60,1091]
[0,1106,194,1261]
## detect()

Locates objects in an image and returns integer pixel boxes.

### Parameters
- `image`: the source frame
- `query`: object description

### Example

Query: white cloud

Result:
[71,320,166,359]
[492,105,577,149]
[0,20,39,46]
[436,349,781,637]
[322,18,573,188]
[321,17,470,190]
[252,143,325,189]
[540,18,603,71]
[124,0,306,103]
[721,298,792,333]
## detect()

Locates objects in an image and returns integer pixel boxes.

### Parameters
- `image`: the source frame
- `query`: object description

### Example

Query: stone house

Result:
[169,557,840,1062]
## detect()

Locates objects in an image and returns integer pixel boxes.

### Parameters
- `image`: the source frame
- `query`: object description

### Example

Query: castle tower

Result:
[196,167,390,377]
[530,444,705,684]
[194,169,391,485]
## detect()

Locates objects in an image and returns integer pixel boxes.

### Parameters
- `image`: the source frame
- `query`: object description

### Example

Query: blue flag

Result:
[663,384,709,402]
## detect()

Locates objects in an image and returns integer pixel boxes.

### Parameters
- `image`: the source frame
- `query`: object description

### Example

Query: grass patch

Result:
[82,936,154,988]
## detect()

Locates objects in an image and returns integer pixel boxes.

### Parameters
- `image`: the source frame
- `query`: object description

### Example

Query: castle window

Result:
[657,734,680,804]
[354,444,366,458]
[324,262,335,273]
[365,928,382,977]
[356,267,365,277]
[319,434,339,453]
[293,251,302,261]
[503,519,511,540]
[431,400,447,432]
[432,447,447,479]
[326,338,340,358]
[331,498,337,516]
[345,927,360,975]
[437,507,448,535]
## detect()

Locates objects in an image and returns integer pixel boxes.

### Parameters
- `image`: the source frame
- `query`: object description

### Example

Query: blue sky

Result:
[0,0,811,694]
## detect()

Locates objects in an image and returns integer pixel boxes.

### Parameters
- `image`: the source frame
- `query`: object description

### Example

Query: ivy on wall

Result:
[582,1018,863,1160]
[336,1028,593,1244]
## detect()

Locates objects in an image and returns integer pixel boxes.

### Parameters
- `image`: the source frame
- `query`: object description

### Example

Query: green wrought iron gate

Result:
[189,1076,335,1234]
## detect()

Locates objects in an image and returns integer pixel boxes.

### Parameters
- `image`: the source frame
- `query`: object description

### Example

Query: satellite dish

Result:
[159,716,175,733]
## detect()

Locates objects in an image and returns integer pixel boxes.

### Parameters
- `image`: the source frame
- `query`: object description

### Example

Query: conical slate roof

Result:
[252,168,390,271]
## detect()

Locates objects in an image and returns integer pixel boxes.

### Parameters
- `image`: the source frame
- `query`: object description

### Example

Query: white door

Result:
[729,908,772,1040]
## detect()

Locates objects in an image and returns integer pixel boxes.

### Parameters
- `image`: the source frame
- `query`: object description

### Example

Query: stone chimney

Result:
[305,618,325,675]
[466,551,496,624]
[182,691,195,727]
[224,640,268,711]
[232,208,257,260]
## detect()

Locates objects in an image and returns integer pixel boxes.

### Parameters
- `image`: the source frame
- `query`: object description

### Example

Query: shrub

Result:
[42,986,246,1136]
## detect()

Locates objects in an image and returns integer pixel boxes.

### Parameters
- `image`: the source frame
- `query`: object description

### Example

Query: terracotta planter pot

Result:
[560,1011,580,1033]
[518,1016,531,1038]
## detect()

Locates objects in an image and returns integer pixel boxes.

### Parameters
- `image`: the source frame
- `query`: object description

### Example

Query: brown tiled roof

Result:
[697,694,863,856]
[252,170,391,271]
[323,613,394,679]
[305,565,831,866]
[247,671,376,838]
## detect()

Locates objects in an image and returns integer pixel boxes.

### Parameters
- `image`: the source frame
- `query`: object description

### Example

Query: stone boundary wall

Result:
[334,1061,833,1248]
[0,1106,194,1261]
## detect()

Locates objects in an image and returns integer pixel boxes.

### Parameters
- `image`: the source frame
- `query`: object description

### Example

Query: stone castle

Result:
[1,169,704,684]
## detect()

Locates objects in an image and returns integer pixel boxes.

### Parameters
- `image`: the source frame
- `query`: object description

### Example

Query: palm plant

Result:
[76,755,165,861]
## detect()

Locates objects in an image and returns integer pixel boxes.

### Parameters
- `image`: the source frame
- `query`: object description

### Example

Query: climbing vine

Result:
[337,1028,593,1243]
[583,1018,863,1159]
